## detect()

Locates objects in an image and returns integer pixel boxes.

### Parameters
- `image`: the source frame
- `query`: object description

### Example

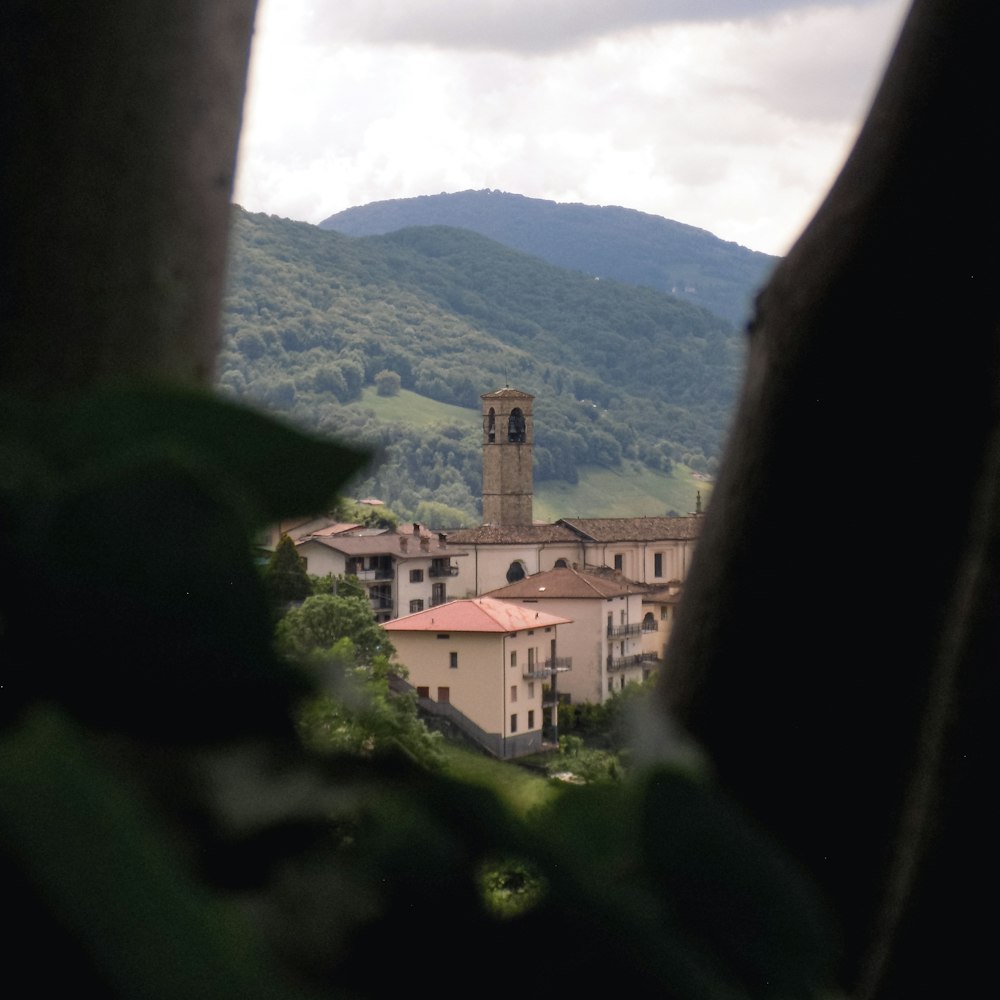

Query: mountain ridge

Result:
[320,189,778,327]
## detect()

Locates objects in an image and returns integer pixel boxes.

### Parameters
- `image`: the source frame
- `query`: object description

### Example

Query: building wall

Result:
[453,541,586,598]
[499,591,645,706]
[387,629,546,744]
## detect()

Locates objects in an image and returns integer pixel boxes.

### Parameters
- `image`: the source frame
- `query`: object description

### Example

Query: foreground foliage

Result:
[1,387,838,998]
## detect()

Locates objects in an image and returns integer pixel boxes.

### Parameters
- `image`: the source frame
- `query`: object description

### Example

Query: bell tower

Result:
[481,386,534,526]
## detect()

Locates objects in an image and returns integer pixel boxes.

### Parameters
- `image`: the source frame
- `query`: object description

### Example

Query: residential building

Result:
[295,523,467,623]
[383,596,572,758]
[485,565,652,705]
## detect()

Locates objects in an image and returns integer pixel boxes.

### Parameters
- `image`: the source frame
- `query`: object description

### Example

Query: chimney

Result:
[438,532,447,548]
[412,522,420,535]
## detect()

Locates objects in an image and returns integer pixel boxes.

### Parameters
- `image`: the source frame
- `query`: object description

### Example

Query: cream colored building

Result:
[296,523,468,623]
[383,596,571,758]
[485,566,653,705]
[447,516,701,597]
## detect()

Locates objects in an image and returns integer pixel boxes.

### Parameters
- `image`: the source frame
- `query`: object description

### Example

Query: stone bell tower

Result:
[481,386,534,526]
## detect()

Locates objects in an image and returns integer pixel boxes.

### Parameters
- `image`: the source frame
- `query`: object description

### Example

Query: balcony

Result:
[606,652,658,672]
[429,563,459,577]
[352,568,394,581]
[641,620,659,633]
[522,656,572,679]
[607,623,642,638]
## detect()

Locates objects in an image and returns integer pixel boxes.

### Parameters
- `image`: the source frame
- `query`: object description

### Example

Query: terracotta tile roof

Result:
[383,596,571,633]
[557,516,703,542]
[307,522,363,537]
[444,522,580,544]
[485,565,640,600]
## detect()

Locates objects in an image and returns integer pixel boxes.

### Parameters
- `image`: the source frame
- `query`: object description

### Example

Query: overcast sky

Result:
[233,0,912,257]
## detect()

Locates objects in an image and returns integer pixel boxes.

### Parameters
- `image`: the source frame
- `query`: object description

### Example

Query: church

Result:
[445,386,703,600]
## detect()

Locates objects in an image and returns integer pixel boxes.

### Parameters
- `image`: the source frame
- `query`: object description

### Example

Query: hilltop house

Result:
[383,596,572,758]
[485,565,654,705]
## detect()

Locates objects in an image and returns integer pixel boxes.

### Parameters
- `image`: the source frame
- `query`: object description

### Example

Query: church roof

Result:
[383,596,570,633]
[557,516,703,542]
[444,522,580,545]
[485,566,641,600]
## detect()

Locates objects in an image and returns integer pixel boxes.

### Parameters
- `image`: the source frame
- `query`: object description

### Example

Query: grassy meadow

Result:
[356,386,713,519]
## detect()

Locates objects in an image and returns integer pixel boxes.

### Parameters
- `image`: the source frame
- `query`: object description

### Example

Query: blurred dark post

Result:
[0,1,258,397]
[661,3,999,997]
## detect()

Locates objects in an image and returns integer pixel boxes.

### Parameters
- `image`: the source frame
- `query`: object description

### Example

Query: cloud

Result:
[316,1,890,54]
[234,0,910,255]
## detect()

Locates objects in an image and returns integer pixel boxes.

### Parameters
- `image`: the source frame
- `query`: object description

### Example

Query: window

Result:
[510,714,518,733]
[554,558,568,568]
[431,582,446,605]
[527,648,535,670]
[654,552,663,577]
[416,686,429,698]
[527,682,535,698]
[409,568,424,583]
[449,651,458,669]
[510,685,517,702]
[510,651,517,668]
[437,687,450,703]
[607,679,613,694]
[613,553,623,571]
[409,599,424,613]
[661,606,670,620]
[527,710,535,729]
[506,561,525,583]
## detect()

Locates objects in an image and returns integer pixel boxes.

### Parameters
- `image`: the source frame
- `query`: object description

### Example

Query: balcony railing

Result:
[429,594,448,607]
[522,656,572,679]
[642,621,659,632]
[607,623,642,638]
[369,597,393,611]
[429,564,459,577]
[352,568,394,581]
[606,652,658,672]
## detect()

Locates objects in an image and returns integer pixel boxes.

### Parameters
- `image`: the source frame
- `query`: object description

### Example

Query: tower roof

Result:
[482,386,534,401]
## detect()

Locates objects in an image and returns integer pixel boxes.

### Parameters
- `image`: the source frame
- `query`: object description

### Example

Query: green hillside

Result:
[219,207,737,523]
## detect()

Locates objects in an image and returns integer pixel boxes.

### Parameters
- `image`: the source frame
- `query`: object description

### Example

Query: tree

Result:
[373,368,401,396]
[263,533,312,606]
[275,592,392,665]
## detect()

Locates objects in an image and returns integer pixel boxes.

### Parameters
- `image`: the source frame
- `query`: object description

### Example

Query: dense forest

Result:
[219,206,750,522]
[320,188,778,327]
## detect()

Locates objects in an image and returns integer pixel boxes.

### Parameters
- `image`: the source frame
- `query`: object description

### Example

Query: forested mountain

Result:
[320,189,778,327]
[219,206,745,523]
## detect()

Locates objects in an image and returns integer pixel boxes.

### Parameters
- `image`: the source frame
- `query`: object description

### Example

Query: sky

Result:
[233,0,912,258]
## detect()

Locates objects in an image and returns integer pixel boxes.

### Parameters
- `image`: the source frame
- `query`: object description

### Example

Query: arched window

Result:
[486,407,496,443]
[506,560,526,583]
[507,407,525,443]
[554,558,569,569]
[642,612,656,632]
